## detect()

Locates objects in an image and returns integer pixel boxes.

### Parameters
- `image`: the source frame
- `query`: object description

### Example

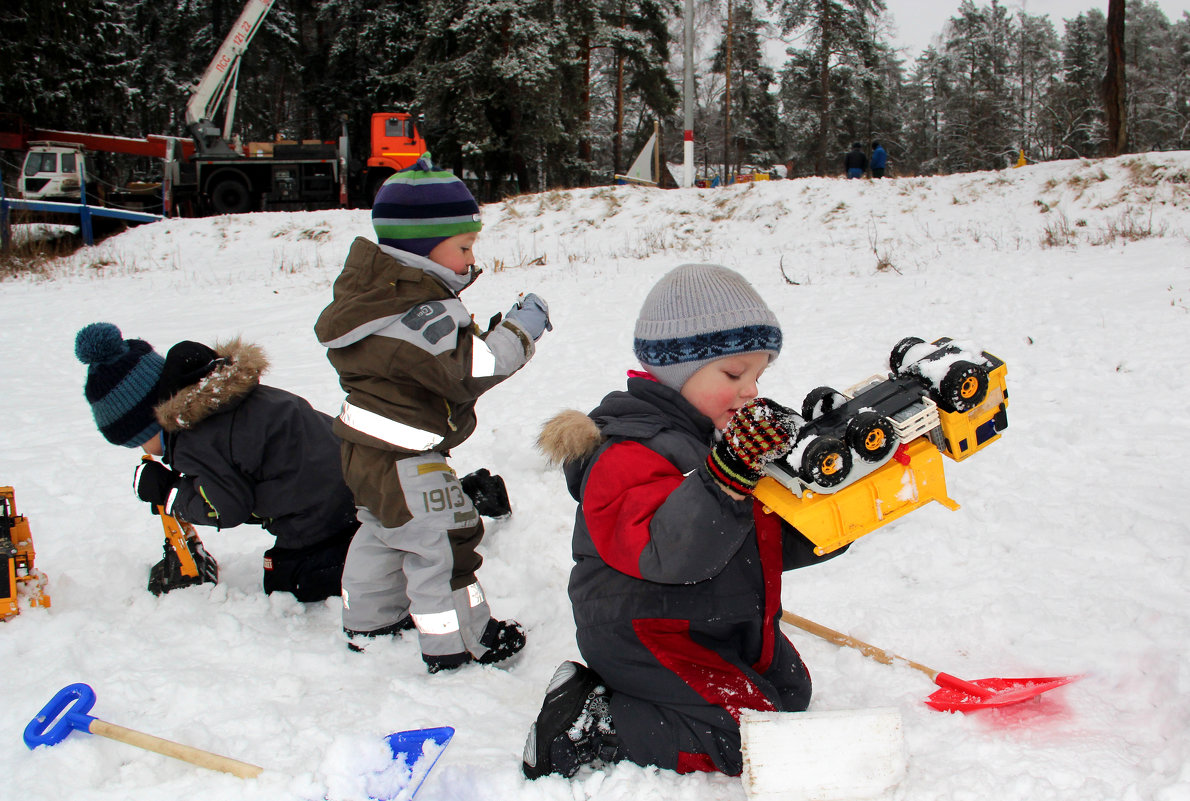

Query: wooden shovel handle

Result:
[780,610,940,681]
[88,719,263,778]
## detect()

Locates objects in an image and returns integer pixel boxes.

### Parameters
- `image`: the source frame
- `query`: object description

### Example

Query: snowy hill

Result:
[2,153,1189,801]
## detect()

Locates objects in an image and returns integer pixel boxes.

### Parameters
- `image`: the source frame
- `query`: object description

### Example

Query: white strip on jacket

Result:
[338,401,442,451]
[472,338,498,377]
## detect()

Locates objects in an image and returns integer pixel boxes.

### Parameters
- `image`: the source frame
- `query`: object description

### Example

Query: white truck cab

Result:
[20,143,87,201]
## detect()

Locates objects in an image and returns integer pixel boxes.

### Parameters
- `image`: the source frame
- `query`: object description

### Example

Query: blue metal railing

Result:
[1,177,161,250]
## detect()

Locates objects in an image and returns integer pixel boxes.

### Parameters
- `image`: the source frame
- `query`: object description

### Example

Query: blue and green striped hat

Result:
[372,153,481,257]
[75,322,165,448]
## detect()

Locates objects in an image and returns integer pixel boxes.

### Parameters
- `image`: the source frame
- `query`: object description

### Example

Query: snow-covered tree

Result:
[1011,12,1059,160]
[1046,9,1107,159]
[711,1,783,179]
[770,0,888,175]
[406,0,576,197]
[1125,0,1187,151]
[0,0,131,132]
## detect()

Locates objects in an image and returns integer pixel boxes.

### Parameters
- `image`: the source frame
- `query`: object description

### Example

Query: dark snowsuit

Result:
[549,376,845,776]
[844,146,867,178]
[155,339,358,601]
[870,145,888,178]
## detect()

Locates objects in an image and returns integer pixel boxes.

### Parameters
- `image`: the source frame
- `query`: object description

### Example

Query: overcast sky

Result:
[878,0,1190,59]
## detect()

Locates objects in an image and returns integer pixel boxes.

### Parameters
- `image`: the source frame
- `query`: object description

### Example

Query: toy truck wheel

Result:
[938,361,989,412]
[800,436,852,488]
[847,412,898,462]
[889,336,925,373]
[802,387,846,420]
[366,171,394,207]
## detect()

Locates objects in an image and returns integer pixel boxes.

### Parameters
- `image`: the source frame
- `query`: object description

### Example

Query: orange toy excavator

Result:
[1,486,51,620]
[141,457,218,596]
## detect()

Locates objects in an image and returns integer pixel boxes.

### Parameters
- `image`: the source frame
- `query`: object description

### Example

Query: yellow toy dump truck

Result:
[1,487,51,619]
[754,337,1008,555]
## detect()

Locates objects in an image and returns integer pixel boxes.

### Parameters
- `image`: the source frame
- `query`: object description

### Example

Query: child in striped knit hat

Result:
[523,264,852,779]
[74,322,359,603]
[316,154,550,672]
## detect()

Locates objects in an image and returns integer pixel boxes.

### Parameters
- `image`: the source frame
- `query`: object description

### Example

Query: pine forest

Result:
[2,0,1188,199]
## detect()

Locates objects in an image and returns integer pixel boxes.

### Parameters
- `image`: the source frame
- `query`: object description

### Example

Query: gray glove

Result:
[505,293,552,341]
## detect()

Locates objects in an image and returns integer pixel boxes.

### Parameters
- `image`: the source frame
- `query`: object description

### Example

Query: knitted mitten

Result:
[706,398,801,495]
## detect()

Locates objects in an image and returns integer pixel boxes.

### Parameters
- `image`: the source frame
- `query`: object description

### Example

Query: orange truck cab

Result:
[366,112,427,201]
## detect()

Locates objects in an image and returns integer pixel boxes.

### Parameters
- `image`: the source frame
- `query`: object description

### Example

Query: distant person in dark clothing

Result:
[844,143,866,179]
[870,141,888,178]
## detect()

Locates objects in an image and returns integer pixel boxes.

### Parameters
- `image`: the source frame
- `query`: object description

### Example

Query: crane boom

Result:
[185,0,276,156]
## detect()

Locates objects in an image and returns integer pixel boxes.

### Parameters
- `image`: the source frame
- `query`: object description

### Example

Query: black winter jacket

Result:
[156,339,357,549]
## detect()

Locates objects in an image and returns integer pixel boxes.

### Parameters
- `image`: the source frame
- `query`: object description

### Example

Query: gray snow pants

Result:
[340,453,493,659]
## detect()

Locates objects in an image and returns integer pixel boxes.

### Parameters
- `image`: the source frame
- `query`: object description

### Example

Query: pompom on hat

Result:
[633,264,782,390]
[75,322,165,448]
[372,152,482,257]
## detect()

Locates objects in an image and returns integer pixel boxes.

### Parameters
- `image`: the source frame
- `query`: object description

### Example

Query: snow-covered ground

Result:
[2,153,1189,801]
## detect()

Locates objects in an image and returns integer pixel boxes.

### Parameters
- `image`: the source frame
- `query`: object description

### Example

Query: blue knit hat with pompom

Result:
[75,322,165,447]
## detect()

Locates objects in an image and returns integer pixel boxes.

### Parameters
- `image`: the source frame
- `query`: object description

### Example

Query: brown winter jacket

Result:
[315,237,535,527]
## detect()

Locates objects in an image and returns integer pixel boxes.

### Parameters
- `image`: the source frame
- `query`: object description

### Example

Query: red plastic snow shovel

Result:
[24,683,454,799]
[780,611,1079,712]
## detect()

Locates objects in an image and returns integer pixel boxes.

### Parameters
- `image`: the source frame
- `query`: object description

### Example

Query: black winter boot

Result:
[522,661,622,779]
[344,616,415,653]
[476,618,526,665]
[459,469,511,517]
[423,618,526,673]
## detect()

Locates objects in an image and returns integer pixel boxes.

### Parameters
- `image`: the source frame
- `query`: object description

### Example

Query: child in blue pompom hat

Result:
[75,322,359,602]
[315,153,551,672]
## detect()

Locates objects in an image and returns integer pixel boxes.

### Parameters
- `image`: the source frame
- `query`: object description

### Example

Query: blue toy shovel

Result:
[377,727,456,800]
[25,683,455,800]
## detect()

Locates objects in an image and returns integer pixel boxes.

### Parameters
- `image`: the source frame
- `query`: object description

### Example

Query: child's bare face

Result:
[427,232,479,275]
[680,352,771,430]
[140,433,163,456]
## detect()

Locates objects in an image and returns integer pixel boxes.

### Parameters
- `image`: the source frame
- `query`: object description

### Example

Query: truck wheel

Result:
[937,361,989,412]
[847,412,897,462]
[802,386,845,420]
[800,436,852,488]
[367,172,394,207]
[210,179,251,214]
[889,336,925,373]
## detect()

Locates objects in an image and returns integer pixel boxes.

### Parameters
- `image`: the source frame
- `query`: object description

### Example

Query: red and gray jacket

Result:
[540,376,843,681]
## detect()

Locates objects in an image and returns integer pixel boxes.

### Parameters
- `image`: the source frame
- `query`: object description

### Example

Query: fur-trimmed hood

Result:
[538,379,717,468]
[154,339,268,432]
[538,409,604,466]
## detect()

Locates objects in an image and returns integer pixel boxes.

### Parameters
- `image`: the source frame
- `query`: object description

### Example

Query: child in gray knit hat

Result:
[524,263,853,780]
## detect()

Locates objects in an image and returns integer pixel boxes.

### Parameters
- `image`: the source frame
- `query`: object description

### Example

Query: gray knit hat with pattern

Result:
[633,263,782,390]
